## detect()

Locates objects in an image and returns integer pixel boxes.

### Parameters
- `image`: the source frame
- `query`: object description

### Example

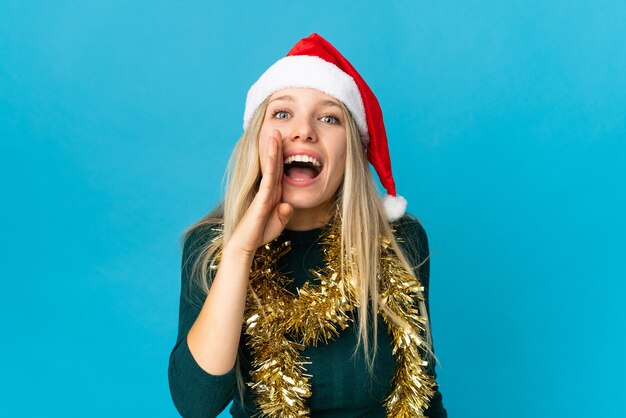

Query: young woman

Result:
[168,33,448,417]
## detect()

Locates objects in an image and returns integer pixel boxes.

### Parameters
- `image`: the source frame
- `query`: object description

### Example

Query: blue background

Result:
[1,1,624,417]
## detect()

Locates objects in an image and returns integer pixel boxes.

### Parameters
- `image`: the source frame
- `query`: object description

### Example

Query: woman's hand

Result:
[185,131,291,377]
[226,129,293,256]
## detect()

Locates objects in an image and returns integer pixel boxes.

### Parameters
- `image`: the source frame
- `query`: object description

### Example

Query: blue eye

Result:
[272,109,289,119]
[320,115,340,124]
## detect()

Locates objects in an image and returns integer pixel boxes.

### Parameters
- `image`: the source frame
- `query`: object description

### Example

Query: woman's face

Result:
[258,87,347,220]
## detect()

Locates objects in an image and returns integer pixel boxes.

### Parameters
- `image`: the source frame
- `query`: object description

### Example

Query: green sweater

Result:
[168,215,447,417]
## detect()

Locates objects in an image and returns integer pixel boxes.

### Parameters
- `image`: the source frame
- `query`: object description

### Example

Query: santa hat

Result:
[243,33,407,222]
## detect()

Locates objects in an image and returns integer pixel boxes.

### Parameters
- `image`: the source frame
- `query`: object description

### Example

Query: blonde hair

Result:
[181,96,437,405]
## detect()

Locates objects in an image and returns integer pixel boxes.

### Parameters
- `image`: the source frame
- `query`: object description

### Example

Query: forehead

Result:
[268,88,342,107]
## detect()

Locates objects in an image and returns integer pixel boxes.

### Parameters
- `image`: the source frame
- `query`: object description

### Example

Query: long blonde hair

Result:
[181,96,436,404]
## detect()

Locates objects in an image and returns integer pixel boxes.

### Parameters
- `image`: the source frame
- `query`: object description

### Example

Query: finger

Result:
[263,202,293,243]
[257,135,275,201]
[277,202,293,225]
[268,135,279,184]
[273,129,283,187]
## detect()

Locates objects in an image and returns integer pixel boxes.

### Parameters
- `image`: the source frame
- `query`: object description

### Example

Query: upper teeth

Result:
[283,154,321,167]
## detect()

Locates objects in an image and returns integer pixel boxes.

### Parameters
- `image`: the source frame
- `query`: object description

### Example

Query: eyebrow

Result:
[269,95,342,109]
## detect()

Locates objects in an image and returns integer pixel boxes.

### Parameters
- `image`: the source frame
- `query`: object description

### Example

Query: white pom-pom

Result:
[382,194,407,222]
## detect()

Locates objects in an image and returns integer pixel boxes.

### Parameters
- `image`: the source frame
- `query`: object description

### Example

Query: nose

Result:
[289,116,317,143]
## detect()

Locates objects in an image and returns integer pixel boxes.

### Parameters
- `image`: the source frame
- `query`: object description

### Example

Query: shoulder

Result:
[391,213,429,262]
[181,221,223,258]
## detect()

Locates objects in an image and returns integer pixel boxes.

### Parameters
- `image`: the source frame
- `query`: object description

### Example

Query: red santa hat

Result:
[243,33,407,222]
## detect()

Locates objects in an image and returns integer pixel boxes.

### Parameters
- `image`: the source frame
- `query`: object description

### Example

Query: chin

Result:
[283,192,337,214]
[282,195,319,210]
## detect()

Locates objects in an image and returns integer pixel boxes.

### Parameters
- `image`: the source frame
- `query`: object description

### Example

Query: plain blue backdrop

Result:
[1,1,624,417]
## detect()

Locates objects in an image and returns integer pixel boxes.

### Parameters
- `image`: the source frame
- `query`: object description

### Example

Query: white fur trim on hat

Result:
[243,55,369,145]
[382,194,407,222]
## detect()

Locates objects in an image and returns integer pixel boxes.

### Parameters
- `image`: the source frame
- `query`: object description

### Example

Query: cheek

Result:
[327,155,347,188]
[324,164,345,199]
[334,148,347,178]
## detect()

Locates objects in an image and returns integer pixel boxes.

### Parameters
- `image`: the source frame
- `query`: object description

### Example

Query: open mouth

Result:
[283,155,323,181]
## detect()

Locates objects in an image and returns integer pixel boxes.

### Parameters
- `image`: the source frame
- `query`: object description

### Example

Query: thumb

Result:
[276,202,293,226]
[262,203,294,245]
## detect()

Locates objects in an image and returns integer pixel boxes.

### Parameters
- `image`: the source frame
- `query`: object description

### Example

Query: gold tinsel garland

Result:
[213,219,436,417]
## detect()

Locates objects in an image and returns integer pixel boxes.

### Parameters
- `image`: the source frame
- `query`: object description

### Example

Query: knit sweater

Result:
[168,215,447,417]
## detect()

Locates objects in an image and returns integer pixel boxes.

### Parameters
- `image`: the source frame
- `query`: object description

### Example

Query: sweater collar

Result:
[280,226,324,249]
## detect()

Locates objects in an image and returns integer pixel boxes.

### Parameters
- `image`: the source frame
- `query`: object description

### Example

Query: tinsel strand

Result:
[212,219,435,417]
[379,237,437,417]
